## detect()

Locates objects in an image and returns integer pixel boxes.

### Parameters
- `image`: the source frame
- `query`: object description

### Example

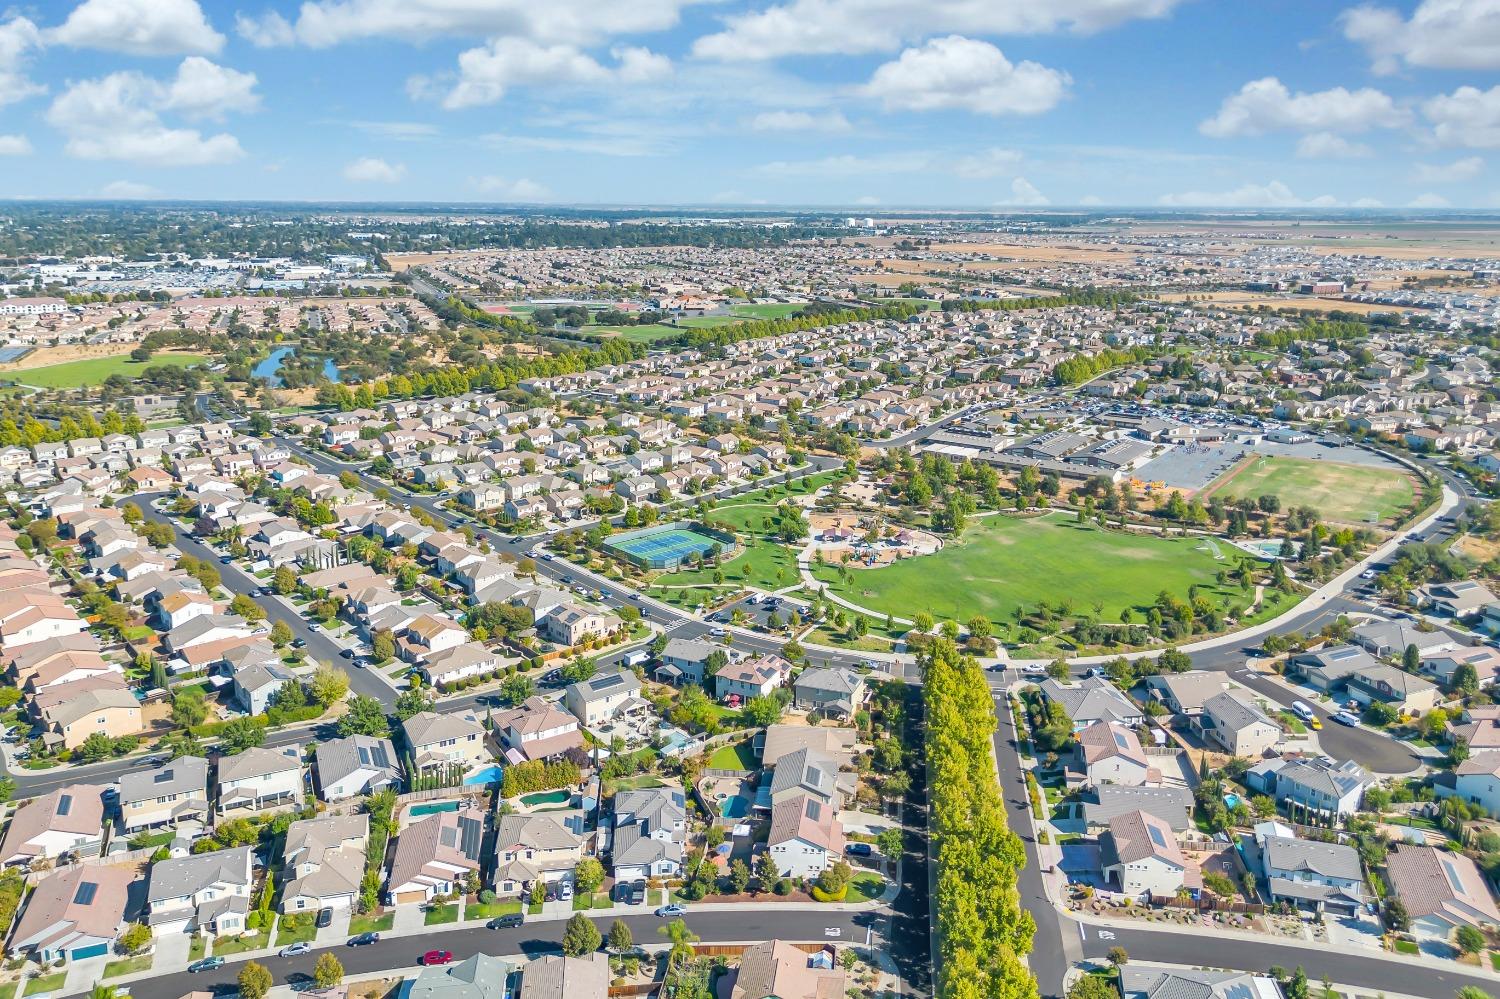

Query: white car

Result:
[1020,664,1048,676]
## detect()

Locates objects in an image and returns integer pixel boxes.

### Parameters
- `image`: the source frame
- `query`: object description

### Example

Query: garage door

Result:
[70,943,109,960]
[396,891,427,905]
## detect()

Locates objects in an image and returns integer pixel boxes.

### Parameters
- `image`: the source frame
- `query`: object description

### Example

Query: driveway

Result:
[154,932,194,972]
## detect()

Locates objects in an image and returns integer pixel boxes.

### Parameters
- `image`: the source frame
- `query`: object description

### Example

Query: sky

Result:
[1,0,1500,208]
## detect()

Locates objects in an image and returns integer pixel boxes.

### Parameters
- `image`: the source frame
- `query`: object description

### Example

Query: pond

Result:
[252,345,342,387]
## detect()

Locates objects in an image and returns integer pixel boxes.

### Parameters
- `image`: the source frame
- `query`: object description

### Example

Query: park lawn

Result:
[425,903,460,926]
[591,324,681,343]
[709,740,758,771]
[24,974,65,997]
[803,622,896,652]
[730,303,807,319]
[654,533,800,595]
[14,352,206,389]
[811,512,1231,629]
[103,955,152,979]
[672,316,741,328]
[348,912,394,934]
[466,900,522,919]
[1206,454,1415,526]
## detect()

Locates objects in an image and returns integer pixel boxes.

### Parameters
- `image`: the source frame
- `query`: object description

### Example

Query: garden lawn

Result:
[465,900,522,920]
[103,955,152,979]
[0,983,16,999]
[846,872,886,904]
[348,912,394,934]
[1206,454,1415,526]
[424,903,460,926]
[275,916,318,945]
[210,931,268,956]
[811,511,1233,629]
[1393,939,1419,955]
[24,974,64,997]
[14,352,206,389]
[709,740,758,771]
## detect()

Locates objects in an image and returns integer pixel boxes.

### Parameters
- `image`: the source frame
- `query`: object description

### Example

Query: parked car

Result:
[291,638,307,649]
[219,556,234,565]
[420,951,453,966]
[189,957,226,973]
[488,914,524,929]
[656,904,686,917]
[1290,701,1316,722]
[558,881,574,901]
[629,881,647,905]
[1332,711,1360,727]
[845,843,874,857]
[316,908,334,929]
[280,943,313,958]
[1019,664,1047,676]
[340,649,354,659]
[347,933,380,946]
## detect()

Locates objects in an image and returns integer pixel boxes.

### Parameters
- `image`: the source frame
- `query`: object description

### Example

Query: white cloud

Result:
[1352,197,1385,207]
[1409,192,1452,207]
[747,110,851,132]
[854,195,880,205]
[51,0,223,55]
[755,152,933,176]
[0,134,30,156]
[862,36,1069,116]
[1200,76,1404,138]
[236,0,695,48]
[1416,156,1485,182]
[469,175,550,200]
[45,59,254,166]
[347,121,439,140]
[433,38,670,109]
[693,0,1185,61]
[1424,85,1500,148]
[1078,194,1103,205]
[0,16,44,108]
[100,179,158,198]
[481,132,665,157]
[999,177,1049,205]
[343,157,405,183]
[164,57,260,120]
[952,147,1023,179]
[1343,0,1500,74]
[1296,132,1372,159]
[1158,180,1339,207]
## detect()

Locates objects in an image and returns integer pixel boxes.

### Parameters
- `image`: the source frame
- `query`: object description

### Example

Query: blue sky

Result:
[1,0,1499,208]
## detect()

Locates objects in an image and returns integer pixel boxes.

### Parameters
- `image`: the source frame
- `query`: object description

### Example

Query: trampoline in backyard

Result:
[605,522,737,570]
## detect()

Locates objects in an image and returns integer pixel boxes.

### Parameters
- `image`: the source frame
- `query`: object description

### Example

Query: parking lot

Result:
[713,593,811,630]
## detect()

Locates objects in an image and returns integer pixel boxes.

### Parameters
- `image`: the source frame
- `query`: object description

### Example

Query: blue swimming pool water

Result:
[409,801,459,817]
[721,797,749,819]
[463,766,504,786]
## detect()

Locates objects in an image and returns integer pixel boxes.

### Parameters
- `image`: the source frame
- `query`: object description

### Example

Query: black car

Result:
[291,638,307,649]
[340,649,354,659]
[347,932,380,946]
[219,556,234,565]
[488,914,524,929]
[316,907,334,928]
[628,880,647,905]
[544,883,559,902]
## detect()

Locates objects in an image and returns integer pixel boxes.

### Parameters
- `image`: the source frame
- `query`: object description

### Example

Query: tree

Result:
[372,629,396,664]
[562,913,601,956]
[238,962,273,999]
[1403,643,1421,673]
[171,687,207,729]
[1067,976,1117,999]
[274,566,298,595]
[755,851,780,893]
[1457,989,1497,999]
[727,858,750,895]
[913,610,934,632]
[607,918,634,952]
[658,917,699,965]
[395,684,434,721]
[119,922,152,955]
[311,665,349,707]
[270,620,293,648]
[1457,924,1486,955]
[876,827,904,860]
[575,857,605,895]
[314,953,344,988]
[1106,946,1129,966]
[500,673,534,706]
[1453,660,1481,695]
[742,694,783,727]
[1384,897,1410,932]
[75,732,117,764]
[338,694,389,737]
[229,594,265,623]
[219,717,265,753]
[562,656,597,684]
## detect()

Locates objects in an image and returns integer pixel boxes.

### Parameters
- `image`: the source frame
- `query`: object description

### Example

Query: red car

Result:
[421,951,454,966]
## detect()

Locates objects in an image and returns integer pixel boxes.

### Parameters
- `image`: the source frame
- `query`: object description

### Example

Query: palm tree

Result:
[658,918,699,966]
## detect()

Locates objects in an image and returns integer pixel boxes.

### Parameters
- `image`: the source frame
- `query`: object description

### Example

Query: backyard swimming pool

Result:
[520,789,572,806]
[409,801,460,817]
[463,766,505,786]
[721,797,749,819]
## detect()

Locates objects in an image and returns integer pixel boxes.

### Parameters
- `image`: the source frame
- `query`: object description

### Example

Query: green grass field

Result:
[591,324,682,343]
[729,303,806,319]
[812,512,1235,628]
[1207,454,1414,525]
[12,352,206,389]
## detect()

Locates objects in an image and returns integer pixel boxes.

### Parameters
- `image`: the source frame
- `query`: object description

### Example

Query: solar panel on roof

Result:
[1146,825,1168,850]
[371,744,390,768]
[592,673,625,691]
[1112,732,1129,750]
[155,770,173,783]
[440,827,457,848]
[804,799,821,820]
[56,794,72,816]
[73,881,98,905]
[459,816,482,858]
[357,746,371,766]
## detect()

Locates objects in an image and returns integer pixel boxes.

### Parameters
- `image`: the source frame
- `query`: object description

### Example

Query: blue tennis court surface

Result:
[605,525,730,569]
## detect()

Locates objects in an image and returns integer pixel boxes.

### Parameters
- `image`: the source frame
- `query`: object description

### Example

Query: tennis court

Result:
[606,525,732,570]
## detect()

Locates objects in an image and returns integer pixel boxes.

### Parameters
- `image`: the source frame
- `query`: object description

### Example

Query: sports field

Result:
[606,526,728,569]
[591,324,682,343]
[1206,454,1414,525]
[811,512,1234,627]
[12,352,206,389]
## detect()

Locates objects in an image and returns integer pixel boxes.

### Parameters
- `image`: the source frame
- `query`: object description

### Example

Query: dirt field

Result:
[1153,292,1420,315]
[0,341,142,373]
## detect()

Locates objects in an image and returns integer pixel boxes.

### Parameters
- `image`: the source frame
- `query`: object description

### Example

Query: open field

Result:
[590,324,682,343]
[811,512,1237,627]
[0,341,158,374]
[1206,454,1415,525]
[1154,291,1418,315]
[729,303,806,319]
[5,351,206,388]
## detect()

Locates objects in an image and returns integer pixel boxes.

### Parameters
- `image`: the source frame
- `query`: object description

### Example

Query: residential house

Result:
[792,667,867,720]
[403,711,491,778]
[491,697,584,764]
[715,655,794,703]
[1193,691,1281,758]
[1118,967,1284,999]
[231,662,296,716]
[282,814,369,914]
[1099,809,1199,898]
[1246,756,1371,822]
[387,806,486,905]
[1074,721,1156,788]
[41,686,141,751]
[1259,833,1368,916]
[119,756,211,831]
[1143,671,1229,717]
[610,787,686,882]
[766,794,843,879]
[408,954,515,999]
[518,954,609,999]
[0,785,104,866]
[10,865,133,963]
[146,846,253,938]
[563,670,645,727]
[1386,845,1500,940]
[1422,646,1500,688]
[491,811,585,896]
[537,604,621,647]
[655,638,717,685]
[315,735,402,802]
[1416,580,1498,621]
[1038,677,1144,731]
[216,745,305,817]
[716,940,845,999]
